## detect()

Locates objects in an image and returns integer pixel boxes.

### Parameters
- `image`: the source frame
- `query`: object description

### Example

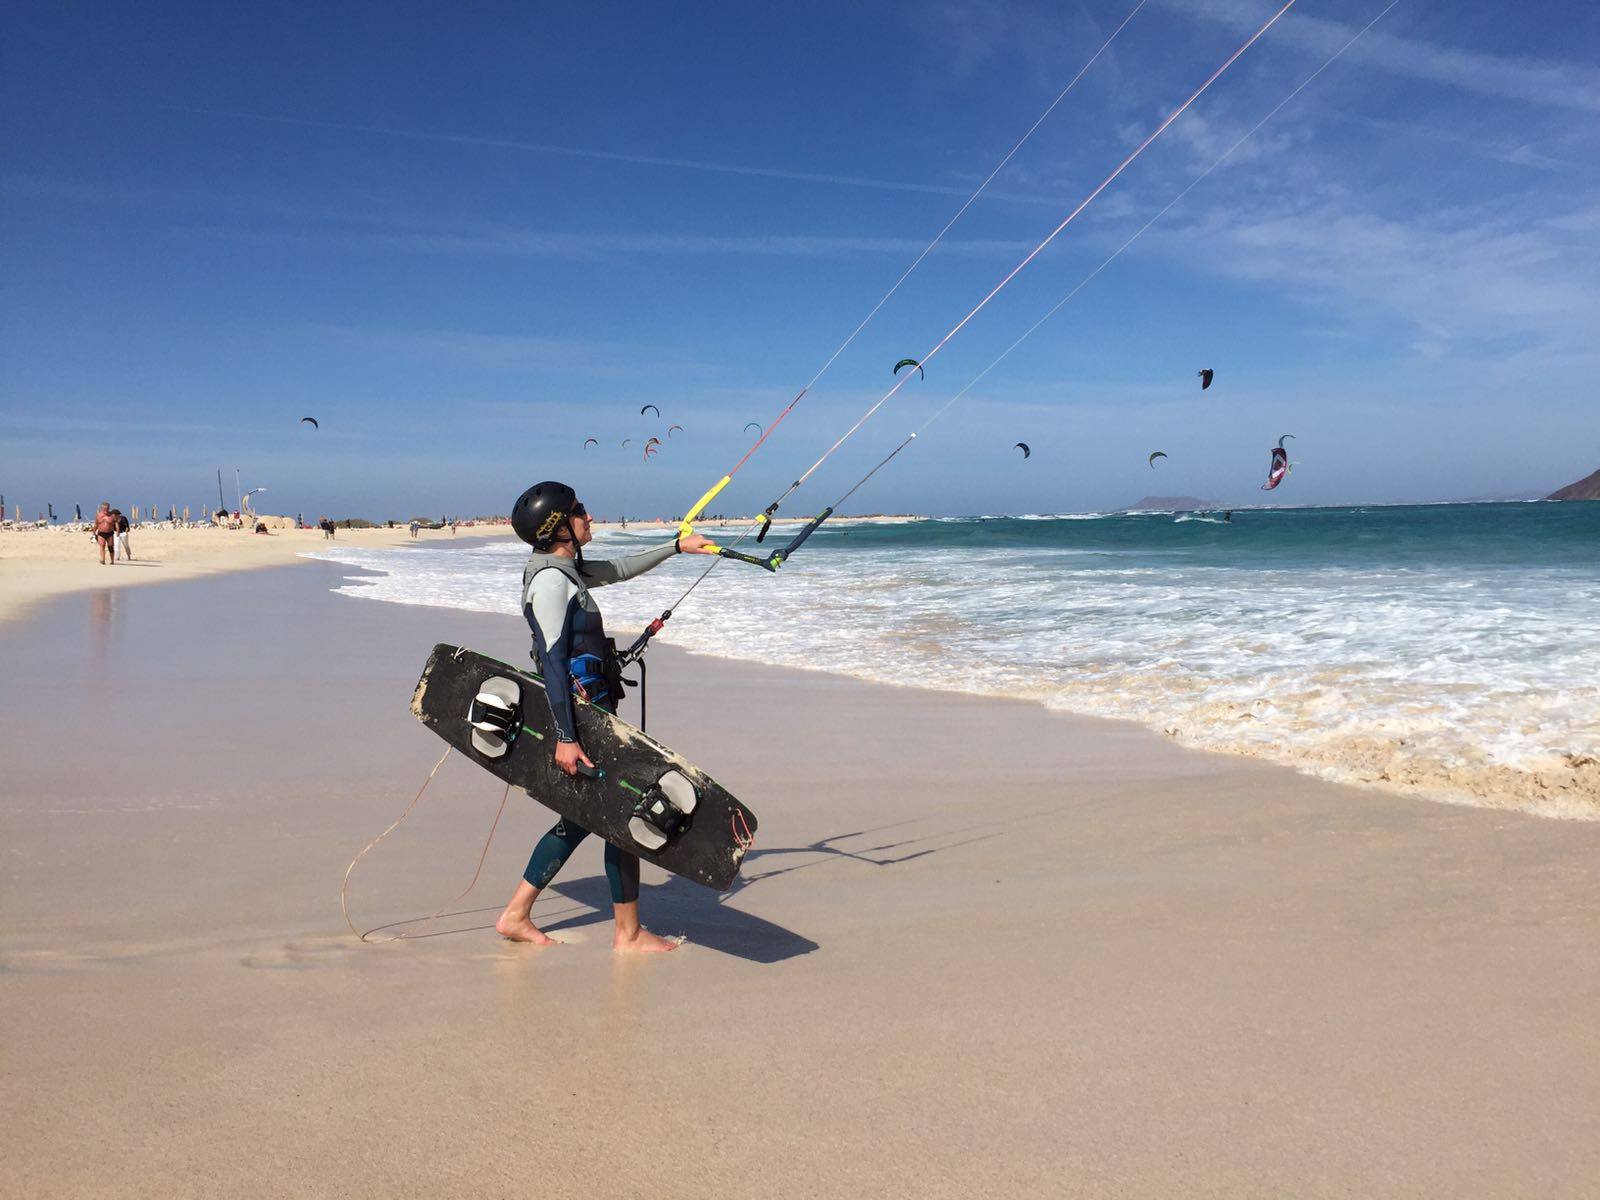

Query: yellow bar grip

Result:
[678,475,731,542]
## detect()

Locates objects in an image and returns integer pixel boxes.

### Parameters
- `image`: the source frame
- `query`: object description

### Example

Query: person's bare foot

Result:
[495,913,559,945]
[613,927,681,954]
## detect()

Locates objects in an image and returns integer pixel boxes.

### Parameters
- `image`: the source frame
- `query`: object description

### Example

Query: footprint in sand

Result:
[237,937,354,970]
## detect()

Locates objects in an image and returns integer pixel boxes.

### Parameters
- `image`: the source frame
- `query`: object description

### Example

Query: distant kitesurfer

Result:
[497,480,714,952]
[1223,511,1233,524]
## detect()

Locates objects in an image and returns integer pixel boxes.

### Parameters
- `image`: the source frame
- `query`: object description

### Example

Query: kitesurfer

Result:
[497,481,714,952]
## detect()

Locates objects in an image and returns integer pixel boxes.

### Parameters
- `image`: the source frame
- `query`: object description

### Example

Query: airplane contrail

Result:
[159,104,1064,206]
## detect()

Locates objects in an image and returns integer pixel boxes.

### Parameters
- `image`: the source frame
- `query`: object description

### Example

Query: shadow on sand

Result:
[542,813,1015,963]
[359,812,1022,959]
[731,815,1005,891]
[545,875,818,964]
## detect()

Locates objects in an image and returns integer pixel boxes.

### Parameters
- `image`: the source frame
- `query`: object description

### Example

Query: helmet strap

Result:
[543,516,588,575]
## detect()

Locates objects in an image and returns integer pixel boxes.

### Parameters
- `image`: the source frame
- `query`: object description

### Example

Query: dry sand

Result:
[0,520,515,625]
[2,558,1597,1198]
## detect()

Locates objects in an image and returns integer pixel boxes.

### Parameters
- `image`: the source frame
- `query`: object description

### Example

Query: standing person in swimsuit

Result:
[495,480,714,952]
[91,502,117,565]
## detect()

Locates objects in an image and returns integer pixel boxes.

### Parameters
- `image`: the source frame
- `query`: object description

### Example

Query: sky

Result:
[3,0,1598,520]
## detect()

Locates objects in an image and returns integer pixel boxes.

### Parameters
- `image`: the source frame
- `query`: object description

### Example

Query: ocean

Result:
[308,502,1600,819]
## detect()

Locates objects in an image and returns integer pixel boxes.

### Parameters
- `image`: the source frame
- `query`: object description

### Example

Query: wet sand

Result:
[2,560,1597,1198]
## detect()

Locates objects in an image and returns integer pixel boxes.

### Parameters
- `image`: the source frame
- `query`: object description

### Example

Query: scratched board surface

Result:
[411,644,756,890]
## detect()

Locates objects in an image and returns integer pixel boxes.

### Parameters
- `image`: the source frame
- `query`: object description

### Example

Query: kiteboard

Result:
[411,644,755,891]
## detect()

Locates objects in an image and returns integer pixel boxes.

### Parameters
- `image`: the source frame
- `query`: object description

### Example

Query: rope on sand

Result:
[341,749,515,943]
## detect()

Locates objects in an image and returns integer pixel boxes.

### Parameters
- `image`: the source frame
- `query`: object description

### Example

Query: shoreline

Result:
[3,561,1597,1196]
[0,514,903,629]
[303,537,1600,823]
[9,518,1597,820]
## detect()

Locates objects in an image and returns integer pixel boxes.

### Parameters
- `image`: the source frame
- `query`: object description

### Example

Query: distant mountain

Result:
[1123,495,1219,511]
[1547,469,1600,501]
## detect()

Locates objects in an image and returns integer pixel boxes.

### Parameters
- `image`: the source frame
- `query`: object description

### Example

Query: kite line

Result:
[623,0,1304,646]
[808,0,1404,516]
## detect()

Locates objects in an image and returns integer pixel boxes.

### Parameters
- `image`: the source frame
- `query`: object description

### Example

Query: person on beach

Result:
[91,502,116,565]
[495,480,714,953]
[112,509,132,561]
[409,520,420,539]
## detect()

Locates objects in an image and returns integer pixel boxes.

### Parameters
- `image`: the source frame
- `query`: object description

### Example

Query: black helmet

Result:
[511,481,579,549]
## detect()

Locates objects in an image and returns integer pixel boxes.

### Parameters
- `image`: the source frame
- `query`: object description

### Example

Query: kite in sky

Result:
[1261,435,1294,490]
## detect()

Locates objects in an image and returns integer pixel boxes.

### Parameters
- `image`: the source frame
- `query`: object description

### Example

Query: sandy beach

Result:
[2,551,1597,1198]
[0,515,877,626]
[0,520,519,626]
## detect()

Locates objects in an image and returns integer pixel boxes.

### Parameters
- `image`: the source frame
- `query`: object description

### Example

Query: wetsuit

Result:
[520,541,680,902]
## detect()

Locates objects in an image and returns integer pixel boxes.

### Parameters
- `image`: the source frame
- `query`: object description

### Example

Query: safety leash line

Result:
[342,750,514,944]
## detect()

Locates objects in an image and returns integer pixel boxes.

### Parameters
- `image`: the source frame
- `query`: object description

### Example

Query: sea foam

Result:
[306,505,1600,819]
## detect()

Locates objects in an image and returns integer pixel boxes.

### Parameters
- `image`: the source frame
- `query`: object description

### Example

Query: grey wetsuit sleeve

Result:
[525,569,581,742]
[581,541,679,588]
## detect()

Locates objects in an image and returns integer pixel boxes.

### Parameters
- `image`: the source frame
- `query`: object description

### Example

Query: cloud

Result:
[311,325,727,378]
[1161,108,1302,170]
[350,227,1037,262]
[10,172,1039,263]
[1,414,230,436]
[1153,195,1600,358]
[1327,113,1577,173]
[908,0,1142,92]
[1166,0,1600,113]
[157,105,1064,207]
[173,218,1038,264]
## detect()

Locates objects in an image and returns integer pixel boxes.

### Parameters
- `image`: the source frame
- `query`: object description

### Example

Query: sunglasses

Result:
[570,502,589,519]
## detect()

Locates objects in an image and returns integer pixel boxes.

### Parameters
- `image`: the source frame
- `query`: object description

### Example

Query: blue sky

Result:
[3,0,1597,520]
